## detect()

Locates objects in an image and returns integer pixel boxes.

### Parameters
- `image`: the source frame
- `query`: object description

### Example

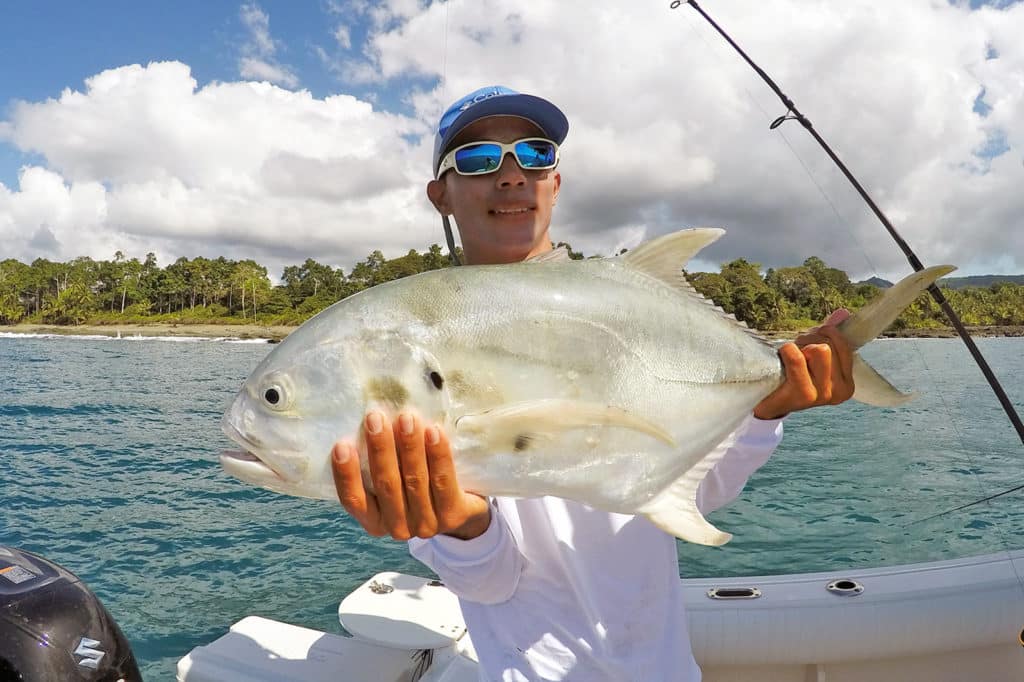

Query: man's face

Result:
[427,116,561,265]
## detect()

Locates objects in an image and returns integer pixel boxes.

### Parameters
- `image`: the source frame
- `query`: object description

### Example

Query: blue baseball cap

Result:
[432,85,569,177]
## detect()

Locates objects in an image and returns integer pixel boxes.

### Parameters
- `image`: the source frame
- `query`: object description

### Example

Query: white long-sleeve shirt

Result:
[409,415,783,682]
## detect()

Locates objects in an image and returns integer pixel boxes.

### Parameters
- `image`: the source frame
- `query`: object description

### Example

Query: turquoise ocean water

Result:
[2,333,1023,681]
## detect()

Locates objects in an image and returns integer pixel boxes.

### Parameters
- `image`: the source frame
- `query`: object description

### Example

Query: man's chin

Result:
[471,241,543,265]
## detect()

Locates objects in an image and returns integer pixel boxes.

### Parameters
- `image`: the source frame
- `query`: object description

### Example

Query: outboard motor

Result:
[0,546,142,681]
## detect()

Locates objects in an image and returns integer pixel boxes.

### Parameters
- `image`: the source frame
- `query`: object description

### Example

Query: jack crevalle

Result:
[221,228,954,545]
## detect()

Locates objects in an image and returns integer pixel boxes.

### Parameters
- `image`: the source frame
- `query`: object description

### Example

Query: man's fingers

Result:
[393,413,438,538]
[802,343,833,404]
[424,425,465,531]
[331,441,385,536]
[365,412,411,540]
[779,342,816,404]
[816,324,855,401]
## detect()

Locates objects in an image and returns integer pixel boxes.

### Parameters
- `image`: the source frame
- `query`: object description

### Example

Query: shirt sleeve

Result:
[695,416,784,515]
[407,498,524,605]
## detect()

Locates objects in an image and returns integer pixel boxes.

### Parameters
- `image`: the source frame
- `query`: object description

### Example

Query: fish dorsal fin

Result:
[622,227,771,343]
[526,246,572,264]
[621,228,725,290]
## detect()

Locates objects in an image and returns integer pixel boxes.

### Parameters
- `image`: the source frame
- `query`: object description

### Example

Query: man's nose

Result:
[494,153,526,187]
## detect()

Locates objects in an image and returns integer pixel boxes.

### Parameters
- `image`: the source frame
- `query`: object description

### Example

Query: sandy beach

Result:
[0,323,298,342]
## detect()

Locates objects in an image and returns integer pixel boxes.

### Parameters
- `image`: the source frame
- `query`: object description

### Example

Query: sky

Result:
[1,0,1022,282]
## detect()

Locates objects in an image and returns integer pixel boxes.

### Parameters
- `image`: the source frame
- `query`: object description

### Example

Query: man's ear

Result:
[551,171,561,206]
[426,178,450,215]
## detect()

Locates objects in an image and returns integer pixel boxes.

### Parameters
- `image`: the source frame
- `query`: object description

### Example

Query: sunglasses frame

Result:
[437,137,560,177]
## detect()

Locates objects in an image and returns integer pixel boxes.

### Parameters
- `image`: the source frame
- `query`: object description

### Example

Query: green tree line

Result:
[686,255,1024,330]
[1,246,1021,330]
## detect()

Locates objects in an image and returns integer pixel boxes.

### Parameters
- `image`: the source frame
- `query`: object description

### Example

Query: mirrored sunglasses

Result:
[437,138,559,177]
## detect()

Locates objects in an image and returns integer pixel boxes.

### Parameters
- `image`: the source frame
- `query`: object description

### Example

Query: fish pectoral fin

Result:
[850,354,916,406]
[454,399,676,452]
[637,444,733,546]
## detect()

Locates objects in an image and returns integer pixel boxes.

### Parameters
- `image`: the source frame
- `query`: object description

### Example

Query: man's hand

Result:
[331,411,491,541]
[753,309,856,420]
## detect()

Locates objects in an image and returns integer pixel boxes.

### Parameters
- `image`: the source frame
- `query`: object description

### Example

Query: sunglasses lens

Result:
[451,139,557,175]
[454,143,502,174]
[514,140,556,168]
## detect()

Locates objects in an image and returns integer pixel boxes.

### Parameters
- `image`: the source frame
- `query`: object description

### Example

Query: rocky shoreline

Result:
[879,325,1024,338]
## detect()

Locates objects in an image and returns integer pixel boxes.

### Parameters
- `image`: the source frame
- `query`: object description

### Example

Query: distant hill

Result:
[856,276,893,289]
[938,274,1024,289]
[856,274,1024,290]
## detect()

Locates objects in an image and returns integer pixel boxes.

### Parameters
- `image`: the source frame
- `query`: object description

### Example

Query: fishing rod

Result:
[669,0,1024,515]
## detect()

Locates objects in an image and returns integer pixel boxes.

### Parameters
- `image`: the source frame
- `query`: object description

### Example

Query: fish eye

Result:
[259,379,292,411]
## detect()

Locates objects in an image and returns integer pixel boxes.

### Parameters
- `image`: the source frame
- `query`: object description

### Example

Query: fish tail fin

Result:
[836,264,955,406]
[637,444,733,546]
[850,355,917,406]
[838,265,955,350]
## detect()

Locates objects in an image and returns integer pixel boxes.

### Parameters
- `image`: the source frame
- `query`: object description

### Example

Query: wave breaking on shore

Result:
[0,331,272,344]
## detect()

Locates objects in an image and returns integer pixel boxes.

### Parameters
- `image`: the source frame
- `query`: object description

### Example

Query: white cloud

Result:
[1,61,430,275]
[334,24,353,50]
[239,57,299,88]
[240,3,276,55]
[237,2,299,88]
[2,0,1024,282]
[360,0,1024,278]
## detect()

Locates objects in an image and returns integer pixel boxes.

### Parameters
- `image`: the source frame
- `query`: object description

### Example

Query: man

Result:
[332,86,854,680]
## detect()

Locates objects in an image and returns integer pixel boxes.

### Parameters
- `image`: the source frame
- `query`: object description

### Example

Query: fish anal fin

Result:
[621,228,725,291]
[638,436,735,546]
[850,354,916,406]
[455,399,676,452]
[643,498,732,547]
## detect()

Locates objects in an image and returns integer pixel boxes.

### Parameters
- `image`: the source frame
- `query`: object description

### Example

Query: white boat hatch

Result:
[706,586,761,600]
[338,572,468,651]
[176,616,421,682]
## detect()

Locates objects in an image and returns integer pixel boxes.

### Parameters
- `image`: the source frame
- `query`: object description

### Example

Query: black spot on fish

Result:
[514,434,532,452]
[429,371,444,390]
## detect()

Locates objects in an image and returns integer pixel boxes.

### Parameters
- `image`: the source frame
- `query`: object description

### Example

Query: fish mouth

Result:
[219,448,286,482]
[220,417,290,482]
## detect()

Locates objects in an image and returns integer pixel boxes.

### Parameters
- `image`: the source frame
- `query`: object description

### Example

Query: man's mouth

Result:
[490,207,533,215]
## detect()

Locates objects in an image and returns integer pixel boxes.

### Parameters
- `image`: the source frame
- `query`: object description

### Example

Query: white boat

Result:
[177,549,1024,681]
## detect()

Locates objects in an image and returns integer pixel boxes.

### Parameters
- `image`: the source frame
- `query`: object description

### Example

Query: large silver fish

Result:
[220,228,953,545]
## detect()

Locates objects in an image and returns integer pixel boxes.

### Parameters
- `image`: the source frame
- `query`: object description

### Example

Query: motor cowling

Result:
[0,546,142,682]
